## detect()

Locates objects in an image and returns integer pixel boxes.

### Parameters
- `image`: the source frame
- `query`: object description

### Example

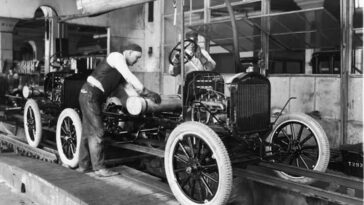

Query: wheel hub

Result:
[186,159,201,175]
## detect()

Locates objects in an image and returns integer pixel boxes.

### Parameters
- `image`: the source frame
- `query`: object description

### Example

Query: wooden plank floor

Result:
[0,154,178,205]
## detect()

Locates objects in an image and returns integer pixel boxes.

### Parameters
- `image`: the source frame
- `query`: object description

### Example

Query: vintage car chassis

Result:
[22,70,330,205]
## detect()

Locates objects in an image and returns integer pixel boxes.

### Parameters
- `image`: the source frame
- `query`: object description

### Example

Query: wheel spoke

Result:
[281,128,292,142]
[201,172,218,183]
[302,151,318,161]
[301,145,317,150]
[60,134,67,140]
[66,144,72,158]
[287,153,296,165]
[174,154,189,164]
[290,123,296,139]
[297,124,304,142]
[29,109,34,120]
[62,141,69,156]
[65,118,71,132]
[178,142,190,159]
[174,167,189,173]
[70,143,75,155]
[198,180,205,200]
[187,136,195,158]
[278,138,289,146]
[299,155,309,169]
[190,178,196,198]
[196,138,202,159]
[61,126,67,135]
[201,163,218,171]
[300,133,314,145]
[200,176,213,197]
[199,143,205,159]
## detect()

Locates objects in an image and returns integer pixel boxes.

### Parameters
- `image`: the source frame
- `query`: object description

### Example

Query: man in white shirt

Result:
[168,31,216,80]
[78,43,161,177]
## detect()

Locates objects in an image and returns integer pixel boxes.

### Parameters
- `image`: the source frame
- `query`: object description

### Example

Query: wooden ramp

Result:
[0,153,178,205]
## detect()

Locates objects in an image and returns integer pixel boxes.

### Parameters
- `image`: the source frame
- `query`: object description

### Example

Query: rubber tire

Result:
[266,113,330,184]
[56,108,82,168]
[165,121,232,205]
[23,99,42,147]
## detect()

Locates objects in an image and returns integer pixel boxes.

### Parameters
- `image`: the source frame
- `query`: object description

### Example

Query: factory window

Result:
[352,0,363,75]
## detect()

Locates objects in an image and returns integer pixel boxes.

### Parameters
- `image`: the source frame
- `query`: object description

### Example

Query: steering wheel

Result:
[168,39,197,66]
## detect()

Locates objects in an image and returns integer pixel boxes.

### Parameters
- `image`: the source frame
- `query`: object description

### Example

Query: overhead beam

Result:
[76,0,155,15]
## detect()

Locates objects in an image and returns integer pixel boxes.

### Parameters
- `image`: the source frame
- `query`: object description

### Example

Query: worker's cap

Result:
[121,43,142,53]
[186,31,198,40]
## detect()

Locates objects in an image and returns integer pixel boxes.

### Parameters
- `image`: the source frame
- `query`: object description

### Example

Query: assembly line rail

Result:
[0,126,362,205]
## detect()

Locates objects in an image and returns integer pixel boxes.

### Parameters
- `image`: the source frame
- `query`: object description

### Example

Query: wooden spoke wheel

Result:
[56,108,82,168]
[165,122,232,205]
[23,99,42,147]
[266,113,330,184]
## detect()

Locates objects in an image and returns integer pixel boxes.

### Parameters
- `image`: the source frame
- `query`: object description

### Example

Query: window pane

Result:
[287,62,302,74]
[352,0,363,74]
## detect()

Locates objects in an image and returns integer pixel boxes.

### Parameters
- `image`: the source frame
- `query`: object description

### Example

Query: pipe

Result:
[225,0,242,72]
[180,0,185,118]
[126,95,182,116]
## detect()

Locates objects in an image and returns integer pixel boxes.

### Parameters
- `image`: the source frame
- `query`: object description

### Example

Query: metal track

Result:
[234,162,363,205]
[258,161,363,190]
[0,125,362,205]
[109,141,164,158]
[235,168,363,205]
[0,132,58,163]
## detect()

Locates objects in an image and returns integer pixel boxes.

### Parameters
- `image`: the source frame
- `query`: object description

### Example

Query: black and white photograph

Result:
[0,0,362,204]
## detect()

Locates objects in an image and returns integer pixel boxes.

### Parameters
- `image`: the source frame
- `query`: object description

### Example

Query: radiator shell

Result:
[229,72,271,134]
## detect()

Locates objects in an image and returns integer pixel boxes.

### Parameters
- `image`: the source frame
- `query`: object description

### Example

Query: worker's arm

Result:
[107,52,144,94]
[199,49,216,71]
[168,54,181,76]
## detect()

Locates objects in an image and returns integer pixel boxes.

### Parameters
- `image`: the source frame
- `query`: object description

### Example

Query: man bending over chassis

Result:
[78,43,161,177]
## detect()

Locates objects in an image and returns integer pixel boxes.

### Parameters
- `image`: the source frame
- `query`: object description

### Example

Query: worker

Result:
[168,31,216,79]
[78,43,161,177]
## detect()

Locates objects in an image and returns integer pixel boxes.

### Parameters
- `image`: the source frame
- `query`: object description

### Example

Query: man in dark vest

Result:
[78,43,161,177]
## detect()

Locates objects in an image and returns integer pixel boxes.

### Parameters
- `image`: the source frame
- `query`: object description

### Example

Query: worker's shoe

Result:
[95,169,120,177]
[75,167,92,173]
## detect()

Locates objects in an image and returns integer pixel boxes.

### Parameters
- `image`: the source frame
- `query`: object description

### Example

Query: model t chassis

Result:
[19,1,332,205]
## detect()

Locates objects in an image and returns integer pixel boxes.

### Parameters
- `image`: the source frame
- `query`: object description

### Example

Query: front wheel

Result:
[266,113,330,184]
[56,108,82,168]
[165,121,232,205]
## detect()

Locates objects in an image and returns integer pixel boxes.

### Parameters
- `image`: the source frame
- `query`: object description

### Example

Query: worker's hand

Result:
[141,88,162,104]
[172,54,180,64]
[194,45,202,59]
[148,92,162,104]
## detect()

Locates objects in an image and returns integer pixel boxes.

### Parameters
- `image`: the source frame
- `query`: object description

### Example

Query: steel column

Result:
[261,0,270,76]
[340,0,353,144]
[224,0,242,73]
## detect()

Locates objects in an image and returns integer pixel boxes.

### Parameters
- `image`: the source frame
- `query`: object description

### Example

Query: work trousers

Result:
[78,83,106,171]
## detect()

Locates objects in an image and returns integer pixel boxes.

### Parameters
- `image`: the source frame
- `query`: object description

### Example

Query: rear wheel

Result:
[266,113,330,184]
[23,99,42,147]
[56,108,82,168]
[165,122,232,205]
